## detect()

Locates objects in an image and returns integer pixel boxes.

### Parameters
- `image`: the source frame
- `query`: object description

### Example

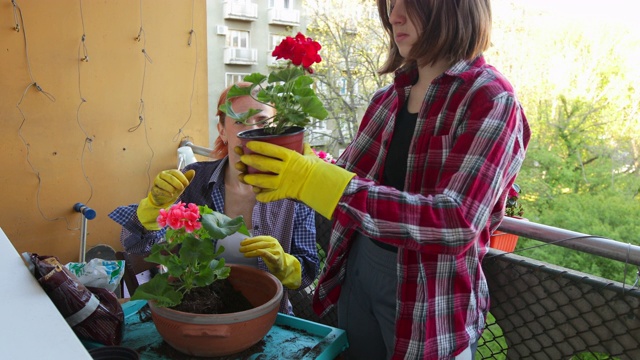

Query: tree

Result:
[488,0,640,281]
[305,0,391,155]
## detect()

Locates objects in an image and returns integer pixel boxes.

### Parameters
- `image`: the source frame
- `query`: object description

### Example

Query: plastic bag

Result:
[28,253,124,346]
[65,258,125,292]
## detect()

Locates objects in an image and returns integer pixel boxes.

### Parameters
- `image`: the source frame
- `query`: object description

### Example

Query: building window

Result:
[269,0,293,9]
[225,73,250,87]
[270,34,285,49]
[227,30,249,48]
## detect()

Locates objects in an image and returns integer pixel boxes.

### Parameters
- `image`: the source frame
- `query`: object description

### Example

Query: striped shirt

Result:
[108,157,319,314]
[313,56,530,359]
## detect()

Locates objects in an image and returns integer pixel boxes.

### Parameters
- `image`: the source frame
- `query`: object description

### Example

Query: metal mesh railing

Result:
[482,250,640,359]
[289,216,640,359]
[290,214,338,327]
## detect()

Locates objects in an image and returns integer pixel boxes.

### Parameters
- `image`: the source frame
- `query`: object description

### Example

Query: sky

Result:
[518,0,638,30]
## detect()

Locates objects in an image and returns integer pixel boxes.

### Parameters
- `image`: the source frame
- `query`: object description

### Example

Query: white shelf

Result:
[0,227,92,359]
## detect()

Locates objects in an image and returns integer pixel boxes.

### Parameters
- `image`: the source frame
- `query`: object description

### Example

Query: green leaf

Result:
[166,256,185,278]
[201,213,250,238]
[293,75,313,88]
[218,100,265,122]
[180,235,216,265]
[293,87,315,98]
[146,243,177,266]
[192,266,214,287]
[299,96,329,120]
[226,85,252,98]
[209,258,231,280]
[269,67,304,83]
[243,73,267,85]
[131,274,183,307]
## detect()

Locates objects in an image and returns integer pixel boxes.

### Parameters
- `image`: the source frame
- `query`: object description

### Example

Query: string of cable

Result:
[12,0,87,230]
[129,0,155,193]
[173,0,199,144]
[75,0,95,211]
[486,234,640,292]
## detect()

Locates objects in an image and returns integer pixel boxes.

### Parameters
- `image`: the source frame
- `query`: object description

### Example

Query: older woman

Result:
[108,82,319,314]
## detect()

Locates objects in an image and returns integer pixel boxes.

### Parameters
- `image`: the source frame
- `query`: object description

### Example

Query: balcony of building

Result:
[223,47,257,65]
[266,53,284,68]
[222,0,258,21]
[267,7,300,26]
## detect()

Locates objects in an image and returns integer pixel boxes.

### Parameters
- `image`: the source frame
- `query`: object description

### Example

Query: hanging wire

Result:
[76,0,94,207]
[12,0,36,83]
[12,2,79,229]
[487,233,640,294]
[79,0,89,62]
[621,242,640,294]
[16,84,77,230]
[11,0,20,32]
[131,0,154,193]
[485,234,616,259]
[172,0,199,142]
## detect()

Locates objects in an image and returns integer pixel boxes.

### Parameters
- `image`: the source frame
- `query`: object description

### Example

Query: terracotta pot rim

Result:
[149,264,283,325]
[237,126,305,140]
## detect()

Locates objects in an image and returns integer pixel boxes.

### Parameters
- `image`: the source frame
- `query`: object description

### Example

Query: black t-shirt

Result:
[382,102,418,191]
[370,102,418,253]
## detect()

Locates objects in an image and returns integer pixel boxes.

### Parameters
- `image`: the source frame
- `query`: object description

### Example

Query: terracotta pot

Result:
[237,126,305,174]
[490,217,528,252]
[149,264,283,357]
[489,231,519,252]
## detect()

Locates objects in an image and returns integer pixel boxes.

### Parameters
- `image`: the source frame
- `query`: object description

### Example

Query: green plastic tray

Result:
[88,300,347,359]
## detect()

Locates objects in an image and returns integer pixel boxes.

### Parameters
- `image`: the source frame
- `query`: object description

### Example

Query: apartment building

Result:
[205,0,306,147]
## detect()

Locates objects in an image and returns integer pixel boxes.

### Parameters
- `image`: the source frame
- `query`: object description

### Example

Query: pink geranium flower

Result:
[312,148,337,164]
[157,202,202,242]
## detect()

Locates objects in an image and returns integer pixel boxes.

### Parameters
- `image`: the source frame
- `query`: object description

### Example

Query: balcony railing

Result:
[481,218,640,359]
[223,1,258,21]
[178,140,640,359]
[267,7,300,26]
[266,53,285,68]
[223,47,257,65]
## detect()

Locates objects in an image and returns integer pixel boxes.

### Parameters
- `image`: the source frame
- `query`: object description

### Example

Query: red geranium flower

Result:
[219,32,328,135]
[272,32,322,70]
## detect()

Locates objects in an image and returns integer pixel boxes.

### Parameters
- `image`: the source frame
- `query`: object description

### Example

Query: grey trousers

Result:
[338,233,398,359]
[337,233,478,359]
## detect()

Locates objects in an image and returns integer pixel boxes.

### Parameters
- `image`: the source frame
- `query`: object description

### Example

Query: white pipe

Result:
[179,140,214,158]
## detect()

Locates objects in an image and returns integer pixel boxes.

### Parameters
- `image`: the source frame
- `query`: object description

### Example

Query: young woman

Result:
[109,82,319,314]
[237,0,531,358]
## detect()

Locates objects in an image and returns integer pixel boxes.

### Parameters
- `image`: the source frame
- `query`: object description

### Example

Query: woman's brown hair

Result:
[211,81,253,159]
[377,0,492,74]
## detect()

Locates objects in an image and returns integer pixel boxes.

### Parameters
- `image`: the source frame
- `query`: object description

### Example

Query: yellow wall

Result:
[0,0,209,263]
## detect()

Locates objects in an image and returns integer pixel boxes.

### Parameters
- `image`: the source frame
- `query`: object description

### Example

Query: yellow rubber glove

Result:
[239,236,301,289]
[239,142,355,220]
[137,169,196,230]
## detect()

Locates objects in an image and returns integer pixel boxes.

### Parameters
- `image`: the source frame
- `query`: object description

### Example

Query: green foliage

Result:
[483,1,640,283]
[514,191,640,282]
[476,312,508,359]
[131,207,249,308]
[505,184,524,217]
